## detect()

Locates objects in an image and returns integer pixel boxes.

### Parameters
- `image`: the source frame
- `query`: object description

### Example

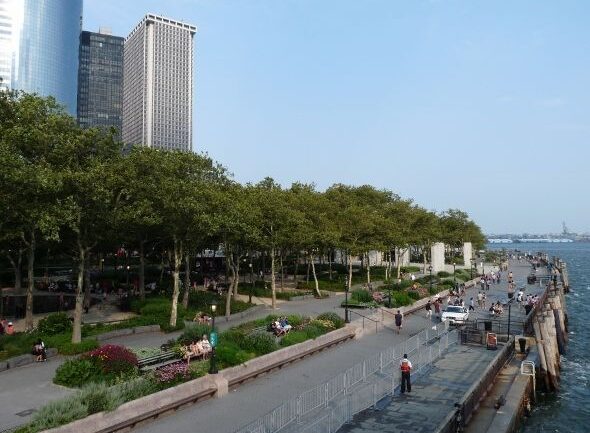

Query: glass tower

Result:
[0,0,82,115]
[77,29,124,137]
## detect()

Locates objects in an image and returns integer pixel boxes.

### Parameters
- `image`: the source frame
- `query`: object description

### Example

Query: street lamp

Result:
[126,265,130,288]
[481,261,484,276]
[428,265,433,292]
[344,279,350,323]
[248,262,254,303]
[209,300,218,374]
[507,301,512,336]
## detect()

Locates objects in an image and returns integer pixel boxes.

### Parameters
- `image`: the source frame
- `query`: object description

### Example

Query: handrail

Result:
[349,309,380,333]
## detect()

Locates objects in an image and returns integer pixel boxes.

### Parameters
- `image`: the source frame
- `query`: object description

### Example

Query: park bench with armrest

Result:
[137,350,178,371]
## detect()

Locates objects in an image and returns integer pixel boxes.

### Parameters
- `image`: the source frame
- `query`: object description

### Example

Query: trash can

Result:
[518,337,527,353]
[484,321,492,331]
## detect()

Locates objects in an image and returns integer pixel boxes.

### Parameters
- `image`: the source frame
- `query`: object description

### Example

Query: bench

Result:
[138,350,178,371]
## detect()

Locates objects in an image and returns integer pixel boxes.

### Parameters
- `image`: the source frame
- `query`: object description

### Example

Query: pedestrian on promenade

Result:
[400,354,412,393]
[434,298,441,318]
[394,310,403,334]
[469,297,475,311]
[425,300,432,319]
[477,292,483,309]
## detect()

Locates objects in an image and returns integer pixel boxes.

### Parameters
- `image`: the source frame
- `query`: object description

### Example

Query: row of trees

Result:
[0,92,485,343]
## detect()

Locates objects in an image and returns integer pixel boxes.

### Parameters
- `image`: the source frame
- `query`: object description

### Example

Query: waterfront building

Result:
[77,28,124,137]
[122,14,196,151]
[0,0,82,115]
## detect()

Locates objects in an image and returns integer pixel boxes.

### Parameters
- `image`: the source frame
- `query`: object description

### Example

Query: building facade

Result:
[77,29,124,136]
[122,14,196,151]
[0,0,82,115]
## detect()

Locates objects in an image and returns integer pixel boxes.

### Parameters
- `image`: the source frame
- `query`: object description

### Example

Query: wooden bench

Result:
[138,350,178,372]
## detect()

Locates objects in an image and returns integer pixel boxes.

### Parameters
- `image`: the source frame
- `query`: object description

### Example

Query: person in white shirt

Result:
[400,354,413,393]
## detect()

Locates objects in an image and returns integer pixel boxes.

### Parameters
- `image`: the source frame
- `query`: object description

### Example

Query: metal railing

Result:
[348,309,380,333]
[234,322,456,433]
[435,337,515,433]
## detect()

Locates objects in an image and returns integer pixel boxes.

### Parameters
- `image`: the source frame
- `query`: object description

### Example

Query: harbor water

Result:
[489,242,589,432]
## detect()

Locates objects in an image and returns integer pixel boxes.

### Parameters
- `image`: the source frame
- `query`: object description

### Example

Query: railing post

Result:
[325,382,329,407]
[363,360,367,382]
[380,352,383,372]
[297,396,302,424]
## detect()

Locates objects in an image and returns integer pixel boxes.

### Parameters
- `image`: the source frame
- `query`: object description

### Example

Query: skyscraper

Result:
[77,28,124,137]
[0,0,82,115]
[122,14,196,151]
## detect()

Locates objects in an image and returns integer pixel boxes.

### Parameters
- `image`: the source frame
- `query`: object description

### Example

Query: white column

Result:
[430,242,445,273]
[463,242,473,267]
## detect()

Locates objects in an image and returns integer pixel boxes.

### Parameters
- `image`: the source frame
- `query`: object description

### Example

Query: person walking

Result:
[434,298,441,318]
[425,300,432,319]
[400,354,412,393]
[394,310,403,334]
[469,297,475,311]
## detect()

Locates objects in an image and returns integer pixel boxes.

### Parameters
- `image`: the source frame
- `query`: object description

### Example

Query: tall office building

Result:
[0,0,82,115]
[77,28,124,136]
[122,14,196,151]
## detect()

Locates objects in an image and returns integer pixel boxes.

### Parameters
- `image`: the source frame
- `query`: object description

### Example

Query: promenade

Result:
[0,259,544,432]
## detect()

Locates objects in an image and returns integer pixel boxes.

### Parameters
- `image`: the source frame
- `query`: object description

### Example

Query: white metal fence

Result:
[234,322,457,433]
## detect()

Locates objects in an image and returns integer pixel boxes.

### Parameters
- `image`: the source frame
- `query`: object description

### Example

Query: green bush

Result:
[177,324,211,345]
[407,291,421,300]
[304,323,326,339]
[216,341,255,367]
[17,396,88,433]
[37,313,71,335]
[116,376,159,402]
[54,358,103,388]
[351,289,372,303]
[316,312,345,329]
[391,292,412,307]
[55,339,99,356]
[437,271,451,278]
[81,384,115,415]
[244,332,277,354]
[280,330,308,346]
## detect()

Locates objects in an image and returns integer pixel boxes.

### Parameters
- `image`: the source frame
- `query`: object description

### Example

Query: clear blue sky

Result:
[84,0,590,235]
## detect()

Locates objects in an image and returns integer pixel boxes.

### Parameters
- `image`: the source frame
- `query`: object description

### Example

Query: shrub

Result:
[56,339,99,356]
[85,344,138,375]
[54,358,103,388]
[216,341,255,367]
[154,361,189,385]
[316,312,345,329]
[280,330,308,346]
[286,314,305,328]
[351,289,372,303]
[79,383,117,414]
[408,291,421,300]
[177,324,211,345]
[437,271,451,278]
[37,313,71,335]
[116,375,159,402]
[391,292,412,307]
[310,319,336,331]
[304,323,326,339]
[244,332,277,354]
[189,360,210,379]
[19,396,88,433]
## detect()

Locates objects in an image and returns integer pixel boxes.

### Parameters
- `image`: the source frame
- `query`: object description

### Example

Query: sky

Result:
[84,0,590,235]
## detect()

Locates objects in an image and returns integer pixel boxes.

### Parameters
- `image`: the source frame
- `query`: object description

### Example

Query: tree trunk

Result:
[24,231,36,331]
[159,253,165,285]
[182,251,191,309]
[294,253,299,282]
[347,254,353,289]
[72,245,86,343]
[139,240,146,300]
[271,246,277,309]
[306,255,310,283]
[309,253,321,297]
[84,256,92,313]
[169,238,183,327]
[423,247,428,275]
[396,249,404,280]
[225,247,234,320]
[366,252,371,284]
[328,249,333,281]
[279,253,284,291]
[6,249,23,292]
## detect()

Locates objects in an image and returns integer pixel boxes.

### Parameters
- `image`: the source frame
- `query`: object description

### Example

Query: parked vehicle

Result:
[441,305,469,325]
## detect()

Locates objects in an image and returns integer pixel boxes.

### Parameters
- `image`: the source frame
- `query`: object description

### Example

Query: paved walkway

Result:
[0,259,543,431]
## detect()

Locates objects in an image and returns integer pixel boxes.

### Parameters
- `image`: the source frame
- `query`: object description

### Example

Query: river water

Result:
[488,242,589,432]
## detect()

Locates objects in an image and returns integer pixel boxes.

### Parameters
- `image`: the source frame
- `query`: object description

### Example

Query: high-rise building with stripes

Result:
[122,14,196,151]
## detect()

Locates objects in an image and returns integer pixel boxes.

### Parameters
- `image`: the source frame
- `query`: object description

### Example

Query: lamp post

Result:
[481,261,484,277]
[248,263,254,303]
[344,279,350,323]
[507,301,512,336]
[453,263,457,290]
[428,265,433,292]
[126,265,130,288]
[209,300,218,374]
